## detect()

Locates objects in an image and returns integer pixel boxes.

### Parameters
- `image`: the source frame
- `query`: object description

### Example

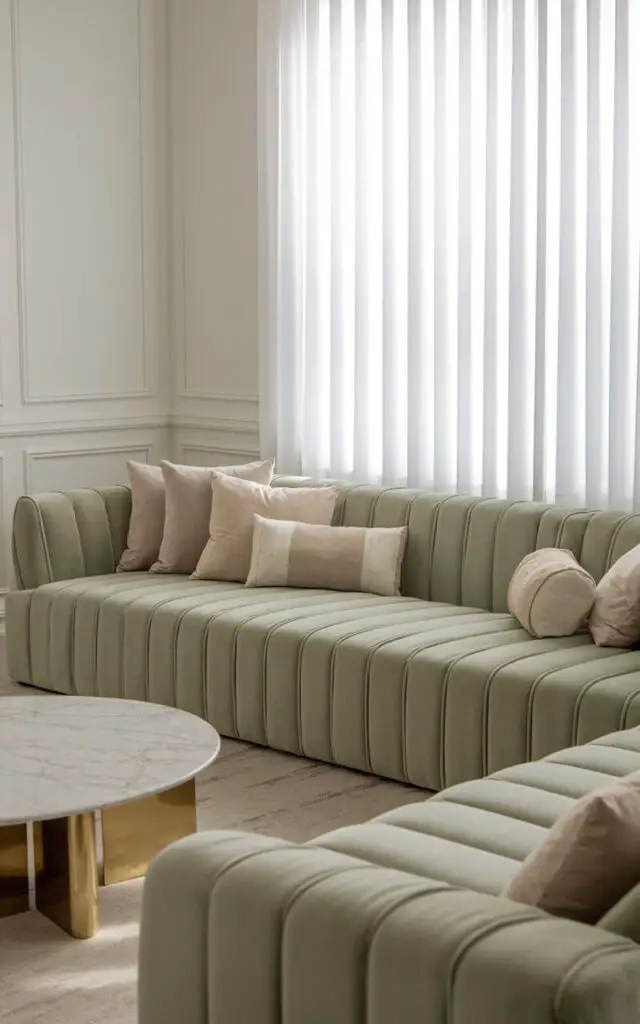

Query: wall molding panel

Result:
[170,415,257,436]
[170,0,259,421]
[177,389,258,408]
[0,416,168,439]
[23,443,153,494]
[180,442,260,464]
[9,0,159,405]
[171,413,260,468]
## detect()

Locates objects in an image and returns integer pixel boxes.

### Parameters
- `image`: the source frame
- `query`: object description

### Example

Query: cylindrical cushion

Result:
[508,549,596,638]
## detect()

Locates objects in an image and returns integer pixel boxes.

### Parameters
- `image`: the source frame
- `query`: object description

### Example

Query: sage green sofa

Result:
[7,481,640,790]
[138,726,640,1024]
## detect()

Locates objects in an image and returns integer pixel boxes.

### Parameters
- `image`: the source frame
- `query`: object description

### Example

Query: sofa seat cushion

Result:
[8,575,640,789]
[312,728,640,895]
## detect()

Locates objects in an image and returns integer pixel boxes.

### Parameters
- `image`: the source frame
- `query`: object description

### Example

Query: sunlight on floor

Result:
[22,963,138,992]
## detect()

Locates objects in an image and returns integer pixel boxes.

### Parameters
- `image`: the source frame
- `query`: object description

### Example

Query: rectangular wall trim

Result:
[180,443,260,462]
[23,442,153,493]
[0,416,168,438]
[10,0,154,404]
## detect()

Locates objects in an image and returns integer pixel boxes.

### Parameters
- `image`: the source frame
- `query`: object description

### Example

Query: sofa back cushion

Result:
[273,478,640,611]
[14,472,640,604]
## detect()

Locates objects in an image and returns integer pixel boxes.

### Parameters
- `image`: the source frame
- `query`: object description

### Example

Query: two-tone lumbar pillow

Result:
[193,474,339,583]
[589,544,640,647]
[150,459,274,575]
[245,516,408,596]
[507,549,595,638]
[118,462,166,571]
[504,770,640,924]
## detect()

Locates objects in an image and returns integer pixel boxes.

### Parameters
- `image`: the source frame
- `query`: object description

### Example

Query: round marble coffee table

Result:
[0,697,220,938]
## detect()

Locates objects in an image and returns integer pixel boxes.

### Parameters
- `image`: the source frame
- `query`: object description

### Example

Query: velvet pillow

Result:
[507,549,596,638]
[193,475,339,583]
[245,516,408,596]
[504,770,640,924]
[118,462,166,571]
[589,545,640,647]
[150,459,274,575]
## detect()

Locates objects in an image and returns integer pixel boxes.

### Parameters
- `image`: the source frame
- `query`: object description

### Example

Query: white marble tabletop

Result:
[0,696,220,825]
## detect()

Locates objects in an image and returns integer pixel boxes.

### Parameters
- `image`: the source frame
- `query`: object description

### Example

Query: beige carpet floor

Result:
[0,638,424,1022]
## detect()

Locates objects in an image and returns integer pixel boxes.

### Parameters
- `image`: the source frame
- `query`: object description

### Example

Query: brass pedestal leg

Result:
[102,779,197,885]
[0,824,29,919]
[36,814,98,939]
[2,782,196,938]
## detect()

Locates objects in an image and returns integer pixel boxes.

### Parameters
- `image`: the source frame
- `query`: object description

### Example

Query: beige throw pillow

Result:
[151,459,274,575]
[118,462,166,571]
[504,771,640,924]
[193,475,339,583]
[589,545,640,647]
[245,516,408,596]
[507,549,595,638]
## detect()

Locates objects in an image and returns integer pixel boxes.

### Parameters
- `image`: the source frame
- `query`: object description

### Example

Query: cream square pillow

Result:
[118,462,166,571]
[193,475,339,583]
[504,770,640,924]
[150,459,274,575]
[245,516,408,596]
[589,544,640,647]
[507,549,596,638]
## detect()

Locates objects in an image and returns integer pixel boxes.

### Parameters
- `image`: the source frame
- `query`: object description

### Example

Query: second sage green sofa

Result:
[7,480,640,790]
[138,725,640,1024]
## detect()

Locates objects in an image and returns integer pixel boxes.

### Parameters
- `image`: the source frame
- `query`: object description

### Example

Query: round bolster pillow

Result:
[508,549,596,639]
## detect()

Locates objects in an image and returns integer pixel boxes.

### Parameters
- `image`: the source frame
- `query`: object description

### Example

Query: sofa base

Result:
[10,576,640,793]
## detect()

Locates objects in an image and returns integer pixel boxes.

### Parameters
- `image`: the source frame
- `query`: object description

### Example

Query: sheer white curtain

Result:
[259,0,640,507]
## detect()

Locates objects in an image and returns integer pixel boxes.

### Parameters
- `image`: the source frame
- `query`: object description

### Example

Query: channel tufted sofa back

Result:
[278,478,640,611]
[13,478,640,607]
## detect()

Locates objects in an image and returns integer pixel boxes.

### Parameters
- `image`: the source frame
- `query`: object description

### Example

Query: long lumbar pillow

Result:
[245,515,408,597]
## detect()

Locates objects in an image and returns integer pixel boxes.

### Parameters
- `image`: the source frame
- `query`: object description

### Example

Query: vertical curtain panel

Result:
[259,0,640,507]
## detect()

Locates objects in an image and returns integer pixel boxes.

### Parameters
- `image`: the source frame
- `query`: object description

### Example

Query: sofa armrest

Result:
[12,486,131,590]
[139,831,640,1024]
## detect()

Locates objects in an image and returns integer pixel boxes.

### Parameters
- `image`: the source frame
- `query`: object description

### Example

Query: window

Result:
[259,0,640,507]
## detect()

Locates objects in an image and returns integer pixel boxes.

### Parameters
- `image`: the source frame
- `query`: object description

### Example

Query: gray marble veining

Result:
[0,696,220,824]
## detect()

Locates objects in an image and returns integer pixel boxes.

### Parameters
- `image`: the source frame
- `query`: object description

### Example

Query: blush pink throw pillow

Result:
[505,770,640,924]
[150,459,274,575]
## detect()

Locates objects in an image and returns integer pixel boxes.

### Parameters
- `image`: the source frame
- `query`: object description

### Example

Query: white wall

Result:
[0,0,171,608]
[0,0,262,617]
[168,0,260,466]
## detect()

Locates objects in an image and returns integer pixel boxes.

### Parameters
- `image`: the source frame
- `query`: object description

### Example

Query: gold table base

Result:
[0,824,29,919]
[102,778,196,886]
[0,779,196,939]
